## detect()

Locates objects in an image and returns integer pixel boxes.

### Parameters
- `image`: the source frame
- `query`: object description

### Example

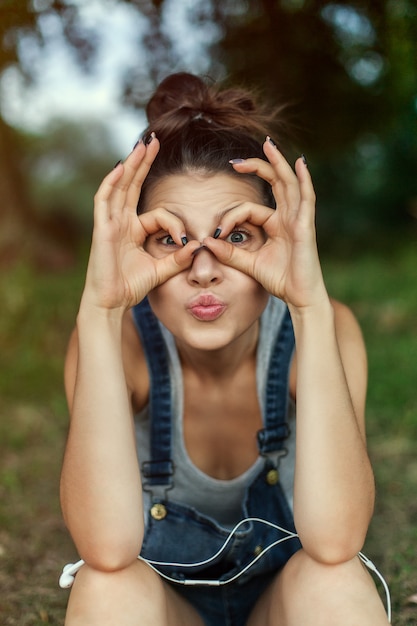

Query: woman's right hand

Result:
[81,135,199,312]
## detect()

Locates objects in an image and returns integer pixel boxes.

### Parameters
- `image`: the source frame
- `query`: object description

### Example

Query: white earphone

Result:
[59,560,86,588]
[59,517,391,623]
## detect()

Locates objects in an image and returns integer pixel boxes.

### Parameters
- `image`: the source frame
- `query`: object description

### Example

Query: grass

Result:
[321,239,417,624]
[0,259,82,624]
[0,239,416,624]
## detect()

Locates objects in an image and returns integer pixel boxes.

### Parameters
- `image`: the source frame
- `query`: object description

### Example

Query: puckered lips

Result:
[187,293,226,321]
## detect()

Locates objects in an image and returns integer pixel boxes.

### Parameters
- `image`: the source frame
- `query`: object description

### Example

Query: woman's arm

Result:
[203,141,374,563]
[60,138,199,571]
[61,311,145,572]
[289,297,373,564]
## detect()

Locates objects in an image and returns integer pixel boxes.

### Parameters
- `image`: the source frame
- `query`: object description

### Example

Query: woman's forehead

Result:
[143,172,263,214]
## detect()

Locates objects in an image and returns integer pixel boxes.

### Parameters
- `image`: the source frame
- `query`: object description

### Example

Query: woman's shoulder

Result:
[330,298,365,346]
[122,310,150,412]
[64,311,150,414]
[289,298,367,405]
[331,297,368,422]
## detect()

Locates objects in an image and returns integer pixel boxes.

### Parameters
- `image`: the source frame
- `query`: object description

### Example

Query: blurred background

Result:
[0,1,416,623]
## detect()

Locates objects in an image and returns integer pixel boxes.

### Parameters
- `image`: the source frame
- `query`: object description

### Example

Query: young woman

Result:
[60,72,390,625]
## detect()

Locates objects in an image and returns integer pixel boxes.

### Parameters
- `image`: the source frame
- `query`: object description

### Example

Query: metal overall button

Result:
[253,545,263,557]
[265,468,279,485]
[150,503,167,520]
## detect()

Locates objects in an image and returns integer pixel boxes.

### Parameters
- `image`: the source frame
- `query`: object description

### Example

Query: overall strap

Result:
[131,298,174,488]
[257,306,295,456]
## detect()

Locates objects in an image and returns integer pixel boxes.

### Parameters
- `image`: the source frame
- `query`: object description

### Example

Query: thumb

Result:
[203,237,256,278]
[154,240,201,284]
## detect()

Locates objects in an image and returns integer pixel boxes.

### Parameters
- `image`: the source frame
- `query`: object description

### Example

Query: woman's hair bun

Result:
[138,72,283,213]
[145,72,277,138]
[146,73,208,123]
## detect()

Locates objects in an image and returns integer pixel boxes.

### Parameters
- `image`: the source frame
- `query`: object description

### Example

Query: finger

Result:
[105,136,159,216]
[231,148,297,189]
[152,240,201,284]
[138,207,188,245]
[263,138,299,184]
[231,158,298,216]
[125,135,160,211]
[229,158,283,187]
[92,139,154,223]
[230,142,300,212]
[112,136,156,191]
[202,237,257,278]
[295,155,315,200]
[93,161,125,224]
[96,134,160,222]
[295,156,316,228]
[213,202,275,237]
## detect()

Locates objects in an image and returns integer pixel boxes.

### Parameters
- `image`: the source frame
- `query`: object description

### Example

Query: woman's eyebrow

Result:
[164,203,243,222]
[214,203,243,221]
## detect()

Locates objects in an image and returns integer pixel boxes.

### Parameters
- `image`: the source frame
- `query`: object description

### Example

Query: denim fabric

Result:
[132,297,301,625]
[173,570,278,626]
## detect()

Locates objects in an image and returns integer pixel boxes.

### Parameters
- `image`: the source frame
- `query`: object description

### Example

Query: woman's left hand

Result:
[203,139,328,311]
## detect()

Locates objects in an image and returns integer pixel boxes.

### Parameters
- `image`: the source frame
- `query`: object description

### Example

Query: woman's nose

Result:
[187,245,223,287]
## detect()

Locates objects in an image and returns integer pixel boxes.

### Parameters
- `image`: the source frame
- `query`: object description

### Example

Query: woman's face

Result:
[143,172,270,353]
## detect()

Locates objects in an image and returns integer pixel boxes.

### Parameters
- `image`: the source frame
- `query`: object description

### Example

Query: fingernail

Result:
[266,135,277,147]
[213,227,222,239]
[229,158,246,164]
[181,236,188,246]
[113,159,122,169]
[146,131,156,145]
[132,139,142,151]
[301,154,308,167]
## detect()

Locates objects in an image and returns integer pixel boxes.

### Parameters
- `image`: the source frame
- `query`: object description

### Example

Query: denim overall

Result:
[132,297,301,626]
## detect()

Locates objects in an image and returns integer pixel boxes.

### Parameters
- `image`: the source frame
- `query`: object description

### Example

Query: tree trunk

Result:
[0,119,72,270]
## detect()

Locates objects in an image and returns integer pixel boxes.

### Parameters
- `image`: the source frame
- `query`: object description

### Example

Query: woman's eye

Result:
[157,234,177,246]
[225,230,250,244]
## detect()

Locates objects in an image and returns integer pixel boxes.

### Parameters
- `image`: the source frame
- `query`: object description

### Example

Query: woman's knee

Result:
[281,548,365,589]
[65,559,168,624]
[269,549,389,625]
[73,558,163,595]
[278,548,384,602]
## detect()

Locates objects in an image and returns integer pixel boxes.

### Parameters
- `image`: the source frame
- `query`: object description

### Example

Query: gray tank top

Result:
[134,296,296,528]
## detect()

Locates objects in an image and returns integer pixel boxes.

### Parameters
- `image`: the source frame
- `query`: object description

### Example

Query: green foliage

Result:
[0,258,85,623]
[0,260,81,404]
[207,0,417,240]
[0,0,98,77]
[1,2,416,622]
[0,243,416,622]
[24,119,120,226]
[322,243,417,624]
[1,0,416,252]
[322,240,417,439]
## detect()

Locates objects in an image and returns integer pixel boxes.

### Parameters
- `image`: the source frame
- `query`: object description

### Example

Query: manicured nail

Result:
[229,158,246,164]
[181,236,188,246]
[146,131,156,145]
[132,139,142,151]
[213,227,222,239]
[266,135,277,147]
[301,154,308,167]
[113,159,122,169]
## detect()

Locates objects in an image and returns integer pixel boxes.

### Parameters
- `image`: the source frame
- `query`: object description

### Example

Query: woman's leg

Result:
[247,549,390,626]
[64,559,205,626]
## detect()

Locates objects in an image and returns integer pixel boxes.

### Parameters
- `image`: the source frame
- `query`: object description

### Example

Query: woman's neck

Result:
[176,320,260,381]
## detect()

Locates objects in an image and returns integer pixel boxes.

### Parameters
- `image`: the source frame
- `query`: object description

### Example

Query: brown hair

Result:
[138,72,280,212]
